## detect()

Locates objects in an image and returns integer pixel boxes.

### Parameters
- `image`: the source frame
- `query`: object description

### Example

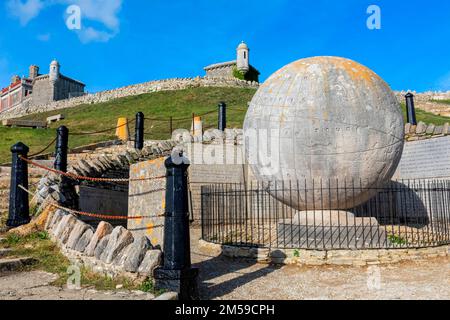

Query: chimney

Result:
[11,75,20,84]
[29,65,39,79]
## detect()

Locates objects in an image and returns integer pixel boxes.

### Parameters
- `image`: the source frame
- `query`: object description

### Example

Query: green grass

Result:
[0,231,156,292]
[0,87,256,163]
[431,99,450,105]
[387,234,408,246]
[2,87,450,163]
[400,102,450,126]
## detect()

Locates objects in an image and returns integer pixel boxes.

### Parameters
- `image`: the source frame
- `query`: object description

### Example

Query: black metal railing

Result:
[201,179,450,250]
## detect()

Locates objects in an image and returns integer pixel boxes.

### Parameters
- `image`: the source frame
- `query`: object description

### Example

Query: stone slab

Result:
[394,135,450,179]
[2,119,47,129]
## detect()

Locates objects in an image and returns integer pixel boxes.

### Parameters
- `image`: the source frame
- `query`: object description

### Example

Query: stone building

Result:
[0,60,85,112]
[204,42,260,82]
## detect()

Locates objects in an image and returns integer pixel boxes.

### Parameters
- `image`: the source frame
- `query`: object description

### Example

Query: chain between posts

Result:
[18,185,165,222]
[28,137,58,158]
[70,118,136,136]
[19,156,167,183]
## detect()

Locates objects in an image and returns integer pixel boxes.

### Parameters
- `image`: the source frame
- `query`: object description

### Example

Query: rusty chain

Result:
[20,156,166,183]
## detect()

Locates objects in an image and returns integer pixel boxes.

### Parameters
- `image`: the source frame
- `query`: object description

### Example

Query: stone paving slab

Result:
[0,271,156,300]
[190,228,450,300]
[0,257,37,272]
[0,249,12,258]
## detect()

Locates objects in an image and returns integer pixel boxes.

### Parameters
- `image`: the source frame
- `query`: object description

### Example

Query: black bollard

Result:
[54,126,69,172]
[154,153,199,300]
[218,102,227,131]
[7,142,30,228]
[405,93,417,126]
[135,112,144,150]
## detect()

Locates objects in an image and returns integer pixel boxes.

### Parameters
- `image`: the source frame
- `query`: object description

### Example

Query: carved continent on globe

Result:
[243,56,404,210]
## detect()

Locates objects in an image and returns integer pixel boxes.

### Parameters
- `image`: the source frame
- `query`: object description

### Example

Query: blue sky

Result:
[0,0,449,93]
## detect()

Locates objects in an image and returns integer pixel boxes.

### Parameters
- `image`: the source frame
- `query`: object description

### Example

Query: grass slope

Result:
[1,86,450,163]
[0,87,256,163]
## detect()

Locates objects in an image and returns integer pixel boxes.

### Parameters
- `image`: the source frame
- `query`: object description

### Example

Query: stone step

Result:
[0,249,12,258]
[0,257,38,272]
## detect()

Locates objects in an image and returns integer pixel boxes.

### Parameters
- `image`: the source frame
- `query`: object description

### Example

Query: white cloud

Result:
[6,0,45,26]
[37,33,51,41]
[6,0,123,43]
[77,27,116,43]
[65,0,122,43]
[68,0,122,30]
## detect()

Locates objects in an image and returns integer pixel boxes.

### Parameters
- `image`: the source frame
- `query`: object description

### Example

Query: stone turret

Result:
[29,65,39,79]
[236,41,249,73]
[49,59,60,82]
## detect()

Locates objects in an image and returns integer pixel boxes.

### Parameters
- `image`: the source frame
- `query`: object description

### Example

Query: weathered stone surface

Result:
[94,235,110,260]
[416,122,427,134]
[154,292,178,300]
[46,209,67,230]
[66,220,90,249]
[112,244,133,268]
[404,123,411,135]
[244,56,404,210]
[85,221,114,256]
[58,216,78,244]
[74,228,94,252]
[138,250,162,275]
[434,125,444,135]
[100,226,134,264]
[53,214,76,239]
[443,123,450,135]
[123,236,152,272]
[426,124,436,135]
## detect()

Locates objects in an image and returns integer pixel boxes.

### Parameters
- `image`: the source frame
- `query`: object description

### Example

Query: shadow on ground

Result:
[193,251,281,300]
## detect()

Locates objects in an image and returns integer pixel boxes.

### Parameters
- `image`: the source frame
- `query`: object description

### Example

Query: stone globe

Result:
[243,56,404,210]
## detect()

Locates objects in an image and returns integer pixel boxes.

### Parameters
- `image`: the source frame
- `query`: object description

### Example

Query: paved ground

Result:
[191,228,450,300]
[0,270,155,300]
[1,227,448,300]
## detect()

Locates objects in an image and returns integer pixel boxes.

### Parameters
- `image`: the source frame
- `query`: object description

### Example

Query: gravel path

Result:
[0,271,155,300]
[191,228,450,300]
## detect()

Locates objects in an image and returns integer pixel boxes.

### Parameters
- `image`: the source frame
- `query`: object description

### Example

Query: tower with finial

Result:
[49,59,60,82]
[203,41,259,82]
[236,41,250,73]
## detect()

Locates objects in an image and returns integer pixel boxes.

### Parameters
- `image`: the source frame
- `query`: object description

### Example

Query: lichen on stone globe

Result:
[243,56,404,210]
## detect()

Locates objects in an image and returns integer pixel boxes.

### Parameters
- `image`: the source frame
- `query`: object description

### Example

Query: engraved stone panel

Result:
[394,135,450,179]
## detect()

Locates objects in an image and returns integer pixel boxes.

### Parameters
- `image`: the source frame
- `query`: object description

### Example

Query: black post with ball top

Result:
[405,93,417,126]
[154,152,199,300]
[7,142,30,228]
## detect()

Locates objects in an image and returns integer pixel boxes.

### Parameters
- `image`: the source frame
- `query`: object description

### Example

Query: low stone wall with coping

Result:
[199,240,449,267]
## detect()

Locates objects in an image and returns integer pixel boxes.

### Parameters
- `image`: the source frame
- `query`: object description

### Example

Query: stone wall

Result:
[31,75,54,107]
[128,157,167,249]
[404,121,450,141]
[31,140,177,281]
[199,240,449,266]
[45,208,162,279]
[0,77,259,121]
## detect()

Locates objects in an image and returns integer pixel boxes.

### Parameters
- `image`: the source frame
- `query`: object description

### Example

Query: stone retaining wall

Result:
[31,140,177,281]
[199,240,449,267]
[404,121,450,141]
[46,208,162,279]
[0,77,259,121]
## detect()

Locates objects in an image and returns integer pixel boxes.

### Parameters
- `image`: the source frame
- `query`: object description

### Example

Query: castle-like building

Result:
[204,42,260,82]
[0,60,85,112]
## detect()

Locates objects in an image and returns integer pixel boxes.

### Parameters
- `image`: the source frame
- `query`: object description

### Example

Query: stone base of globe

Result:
[277,211,386,249]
